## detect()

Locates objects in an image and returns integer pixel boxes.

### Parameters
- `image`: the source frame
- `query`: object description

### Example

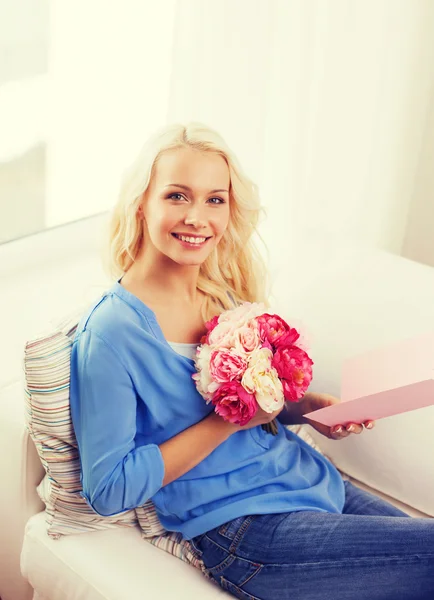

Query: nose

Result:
[184,205,206,228]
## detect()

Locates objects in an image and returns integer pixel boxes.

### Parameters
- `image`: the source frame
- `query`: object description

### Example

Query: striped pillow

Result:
[23,311,211,574]
[24,313,139,537]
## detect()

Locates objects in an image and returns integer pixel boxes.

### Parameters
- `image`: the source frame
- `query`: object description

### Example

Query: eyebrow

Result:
[164,183,229,194]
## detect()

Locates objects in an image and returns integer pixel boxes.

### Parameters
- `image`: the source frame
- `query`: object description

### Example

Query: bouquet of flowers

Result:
[192,302,314,435]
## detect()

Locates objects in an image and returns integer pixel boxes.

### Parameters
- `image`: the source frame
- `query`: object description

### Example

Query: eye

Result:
[167,193,225,204]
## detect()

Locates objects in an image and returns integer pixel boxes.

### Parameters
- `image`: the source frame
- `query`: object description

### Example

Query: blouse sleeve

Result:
[69,328,165,517]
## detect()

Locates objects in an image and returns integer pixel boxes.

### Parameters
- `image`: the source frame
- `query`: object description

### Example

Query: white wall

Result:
[2,1,434,265]
[46,0,177,227]
[0,214,111,390]
[168,0,434,268]
[0,0,48,83]
[402,85,434,268]
[0,0,49,243]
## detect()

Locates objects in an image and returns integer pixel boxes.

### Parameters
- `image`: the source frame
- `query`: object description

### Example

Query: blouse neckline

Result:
[111,277,199,365]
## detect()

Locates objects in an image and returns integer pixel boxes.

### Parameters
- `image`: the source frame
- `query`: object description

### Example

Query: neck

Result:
[123,256,202,305]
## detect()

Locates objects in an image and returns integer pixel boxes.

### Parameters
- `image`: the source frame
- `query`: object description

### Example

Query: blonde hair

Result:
[104,121,271,322]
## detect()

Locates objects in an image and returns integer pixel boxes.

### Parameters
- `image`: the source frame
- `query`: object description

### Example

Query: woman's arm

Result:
[276,395,312,426]
[70,328,236,516]
[159,412,235,486]
[70,329,165,516]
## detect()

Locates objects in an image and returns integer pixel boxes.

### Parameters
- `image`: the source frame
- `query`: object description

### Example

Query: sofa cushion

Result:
[270,240,434,517]
[21,511,226,600]
[22,478,428,600]
[24,312,181,538]
[23,311,224,577]
[23,313,139,538]
[24,311,183,537]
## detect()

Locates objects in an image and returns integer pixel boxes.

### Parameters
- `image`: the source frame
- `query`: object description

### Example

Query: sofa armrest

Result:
[0,378,45,600]
[271,240,434,516]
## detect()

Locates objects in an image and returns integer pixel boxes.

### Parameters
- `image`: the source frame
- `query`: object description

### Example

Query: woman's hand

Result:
[296,392,376,440]
[235,404,286,432]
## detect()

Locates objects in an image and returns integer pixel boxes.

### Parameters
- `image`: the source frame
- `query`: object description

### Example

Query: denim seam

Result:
[188,536,204,559]
[238,563,263,587]
[205,551,236,575]
[203,536,263,576]
[204,533,230,552]
[219,515,245,539]
[229,515,257,553]
[258,553,434,568]
[203,515,258,575]
[219,576,262,600]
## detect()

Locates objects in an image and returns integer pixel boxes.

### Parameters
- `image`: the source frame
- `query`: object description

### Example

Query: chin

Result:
[177,257,208,266]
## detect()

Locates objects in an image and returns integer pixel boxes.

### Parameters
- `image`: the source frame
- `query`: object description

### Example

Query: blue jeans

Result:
[189,480,434,599]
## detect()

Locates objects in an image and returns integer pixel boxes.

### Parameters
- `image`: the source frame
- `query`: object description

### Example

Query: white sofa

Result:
[1,216,433,600]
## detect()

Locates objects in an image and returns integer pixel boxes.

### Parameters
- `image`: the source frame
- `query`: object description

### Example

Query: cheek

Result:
[215,210,230,234]
[159,214,177,234]
[146,207,176,235]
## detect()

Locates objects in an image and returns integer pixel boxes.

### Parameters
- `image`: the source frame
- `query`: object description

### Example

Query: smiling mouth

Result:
[172,233,212,245]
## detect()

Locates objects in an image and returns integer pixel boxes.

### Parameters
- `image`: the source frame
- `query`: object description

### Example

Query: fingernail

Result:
[334,426,342,433]
[366,423,373,429]
[347,425,354,432]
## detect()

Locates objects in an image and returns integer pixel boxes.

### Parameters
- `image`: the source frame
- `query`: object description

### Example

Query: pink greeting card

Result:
[302,331,434,427]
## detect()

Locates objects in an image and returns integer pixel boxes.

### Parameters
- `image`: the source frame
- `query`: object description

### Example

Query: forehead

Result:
[153,148,230,188]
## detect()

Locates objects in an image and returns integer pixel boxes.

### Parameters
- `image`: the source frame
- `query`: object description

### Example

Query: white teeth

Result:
[175,234,207,244]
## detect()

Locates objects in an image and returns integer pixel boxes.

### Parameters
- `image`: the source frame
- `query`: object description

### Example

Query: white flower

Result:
[193,345,219,401]
[218,302,268,328]
[207,320,237,348]
[241,348,284,413]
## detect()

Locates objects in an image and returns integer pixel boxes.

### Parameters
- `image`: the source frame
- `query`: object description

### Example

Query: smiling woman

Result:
[67,121,434,600]
[106,123,269,325]
[118,146,233,312]
[167,182,227,247]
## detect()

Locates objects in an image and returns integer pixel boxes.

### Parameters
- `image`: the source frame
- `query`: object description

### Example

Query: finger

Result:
[330,425,350,439]
[345,423,363,434]
[363,420,375,430]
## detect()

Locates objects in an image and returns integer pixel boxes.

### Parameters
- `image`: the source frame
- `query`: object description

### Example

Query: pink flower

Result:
[271,345,314,401]
[200,315,220,345]
[209,349,247,383]
[204,303,267,347]
[233,321,261,356]
[206,315,220,332]
[192,302,315,435]
[218,302,268,328]
[206,320,237,347]
[256,314,300,350]
[261,339,273,352]
[211,381,258,426]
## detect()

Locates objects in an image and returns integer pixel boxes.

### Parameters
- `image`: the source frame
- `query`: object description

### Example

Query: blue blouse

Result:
[69,280,345,540]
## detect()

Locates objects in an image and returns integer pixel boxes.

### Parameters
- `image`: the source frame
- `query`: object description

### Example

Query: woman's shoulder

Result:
[74,287,152,345]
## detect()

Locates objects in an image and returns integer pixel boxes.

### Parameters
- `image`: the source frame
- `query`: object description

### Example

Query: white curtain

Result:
[47,0,434,267]
[46,0,177,226]
[168,0,434,268]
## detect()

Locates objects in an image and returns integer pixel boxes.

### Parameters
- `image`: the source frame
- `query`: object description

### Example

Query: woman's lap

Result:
[190,481,434,600]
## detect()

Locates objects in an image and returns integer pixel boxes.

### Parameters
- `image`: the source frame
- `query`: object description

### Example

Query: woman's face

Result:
[139,147,231,266]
